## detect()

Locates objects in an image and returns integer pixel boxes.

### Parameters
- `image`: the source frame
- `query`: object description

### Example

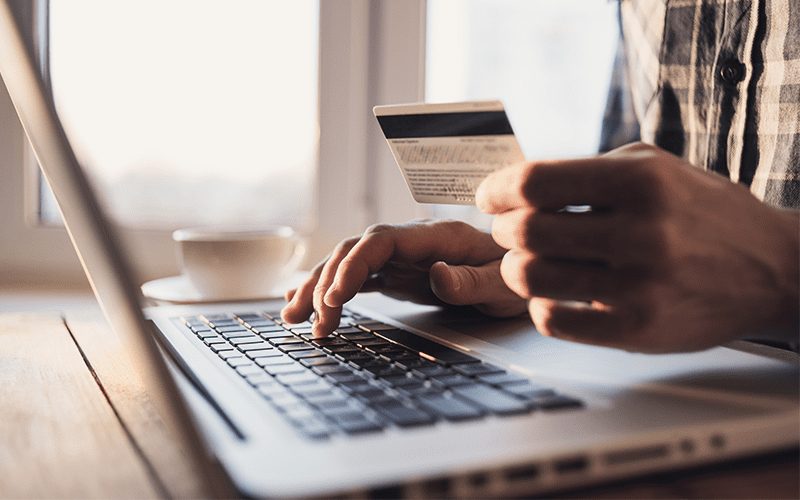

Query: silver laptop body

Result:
[1,2,797,497]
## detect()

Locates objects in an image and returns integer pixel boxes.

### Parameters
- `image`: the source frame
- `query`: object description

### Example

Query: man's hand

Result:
[281,220,527,337]
[477,142,800,353]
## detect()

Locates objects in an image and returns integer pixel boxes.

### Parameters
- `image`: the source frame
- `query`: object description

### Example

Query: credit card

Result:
[373,100,524,205]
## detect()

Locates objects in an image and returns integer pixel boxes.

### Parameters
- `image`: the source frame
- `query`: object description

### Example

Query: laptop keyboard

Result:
[178,309,583,440]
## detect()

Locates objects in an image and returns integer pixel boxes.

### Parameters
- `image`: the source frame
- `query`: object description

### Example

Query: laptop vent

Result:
[604,443,670,466]
[554,456,590,474]
[368,484,404,499]
[504,463,540,483]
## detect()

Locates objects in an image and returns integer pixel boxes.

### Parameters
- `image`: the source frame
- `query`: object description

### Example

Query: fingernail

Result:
[311,313,321,337]
[444,263,461,291]
[324,287,338,307]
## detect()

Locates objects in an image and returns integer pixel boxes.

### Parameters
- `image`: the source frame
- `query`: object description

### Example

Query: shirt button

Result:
[719,60,746,85]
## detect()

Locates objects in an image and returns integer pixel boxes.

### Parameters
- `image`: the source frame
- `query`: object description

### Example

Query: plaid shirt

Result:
[600,0,800,210]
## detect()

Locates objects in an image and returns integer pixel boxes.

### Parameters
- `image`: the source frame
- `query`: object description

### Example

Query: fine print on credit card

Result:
[373,100,524,205]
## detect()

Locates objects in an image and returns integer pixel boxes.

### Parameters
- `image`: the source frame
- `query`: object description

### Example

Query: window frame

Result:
[0,0,427,287]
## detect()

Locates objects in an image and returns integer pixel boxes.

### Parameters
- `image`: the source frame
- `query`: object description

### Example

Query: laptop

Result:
[1,2,797,497]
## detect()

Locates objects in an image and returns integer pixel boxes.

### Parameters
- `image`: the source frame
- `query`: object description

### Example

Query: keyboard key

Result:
[501,382,556,399]
[269,393,306,412]
[393,382,430,396]
[415,393,484,421]
[216,325,250,333]
[233,313,263,322]
[354,338,391,347]
[238,342,273,351]
[270,337,306,346]
[428,374,474,388]
[334,327,368,336]
[380,373,424,388]
[367,345,408,357]
[276,372,321,386]
[296,418,333,440]
[312,364,352,376]
[311,337,348,347]
[360,360,394,376]
[196,332,221,340]
[336,352,376,365]
[477,372,531,387]
[325,345,360,355]
[324,372,367,385]
[451,384,531,415]
[217,350,243,360]
[227,357,254,368]
[285,406,321,424]
[260,311,282,320]
[303,392,351,409]
[264,363,306,376]
[257,384,293,400]
[360,322,396,331]
[375,329,480,365]
[246,321,280,330]
[526,393,583,410]
[229,336,264,345]
[353,386,391,403]
[255,355,295,367]
[386,355,424,368]
[370,400,436,427]
[330,412,384,434]
[411,365,453,379]
[292,382,337,398]
[236,365,266,377]
[290,349,327,360]
[206,318,238,327]
[378,350,415,362]
[252,327,291,336]
[246,349,282,359]
[244,372,274,386]
[182,316,206,327]
[279,344,316,354]
[283,321,313,330]
[209,343,235,354]
[300,356,338,367]
[453,363,506,377]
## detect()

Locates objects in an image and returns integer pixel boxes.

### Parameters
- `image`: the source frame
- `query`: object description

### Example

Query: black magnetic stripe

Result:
[376,111,514,138]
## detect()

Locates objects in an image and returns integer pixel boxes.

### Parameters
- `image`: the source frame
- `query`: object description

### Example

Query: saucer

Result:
[141,271,307,304]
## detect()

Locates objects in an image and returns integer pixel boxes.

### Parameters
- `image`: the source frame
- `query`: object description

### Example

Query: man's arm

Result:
[477,142,800,353]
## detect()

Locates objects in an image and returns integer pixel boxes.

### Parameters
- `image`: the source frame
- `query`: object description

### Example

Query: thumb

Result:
[429,260,526,317]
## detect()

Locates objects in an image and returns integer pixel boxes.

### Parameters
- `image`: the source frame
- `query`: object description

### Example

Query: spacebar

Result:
[374,329,479,365]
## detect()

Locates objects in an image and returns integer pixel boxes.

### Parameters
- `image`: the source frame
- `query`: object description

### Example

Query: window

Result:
[2,0,619,286]
[424,0,619,228]
[4,1,427,284]
[48,0,318,231]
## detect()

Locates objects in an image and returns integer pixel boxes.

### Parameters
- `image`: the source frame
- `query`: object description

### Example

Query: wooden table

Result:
[1,307,798,499]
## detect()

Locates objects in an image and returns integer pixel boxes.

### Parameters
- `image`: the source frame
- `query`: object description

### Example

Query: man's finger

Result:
[476,144,661,214]
[324,221,505,308]
[429,260,526,317]
[281,258,326,324]
[528,298,657,352]
[500,249,645,303]
[311,237,362,336]
[491,208,662,266]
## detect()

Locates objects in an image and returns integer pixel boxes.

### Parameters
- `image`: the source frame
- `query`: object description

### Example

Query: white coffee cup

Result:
[172,225,305,300]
